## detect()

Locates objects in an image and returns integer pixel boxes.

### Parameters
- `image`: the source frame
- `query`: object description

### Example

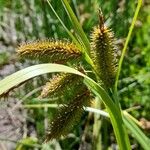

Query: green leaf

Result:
[0,64,82,96]
[115,0,142,91]
[46,0,94,67]
[16,137,39,150]
[61,0,91,55]
[123,114,150,150]
[0,63,112,110]
[46,0,80,48]
[0,63,130,149]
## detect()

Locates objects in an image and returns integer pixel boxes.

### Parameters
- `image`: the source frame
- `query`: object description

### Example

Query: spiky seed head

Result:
[90,12,118,88]
[39,73,83,99]
[17,39,81,63]
[45,89,91,141]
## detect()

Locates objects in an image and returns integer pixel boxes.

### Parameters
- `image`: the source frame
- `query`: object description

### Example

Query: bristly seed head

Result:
[45,89,91,141]
[90,10,118,88]
[39,73,83,99]
[17,39,81,63]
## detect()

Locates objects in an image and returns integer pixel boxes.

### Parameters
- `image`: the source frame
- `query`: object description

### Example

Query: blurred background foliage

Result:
[0,0,150,149]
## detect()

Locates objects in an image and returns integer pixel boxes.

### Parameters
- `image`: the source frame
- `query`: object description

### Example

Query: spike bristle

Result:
[90,24,118,88]
[17,39,81,63]
[45,89,91,141]
[39,73,83,99]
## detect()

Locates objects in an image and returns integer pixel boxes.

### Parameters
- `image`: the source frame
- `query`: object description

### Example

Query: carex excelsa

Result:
[16,9,118,141]
[90,9,118,89]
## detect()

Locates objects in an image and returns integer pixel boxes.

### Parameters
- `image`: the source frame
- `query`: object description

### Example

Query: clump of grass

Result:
[14,9,119,141]
[0,0,147,150]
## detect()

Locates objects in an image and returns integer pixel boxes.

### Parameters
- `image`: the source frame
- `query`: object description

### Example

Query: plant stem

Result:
[123,114,150,150]
[106,105,131,150]
[47,0,94,68]
[115,0,142,92]
[84,78,131,150]
[61,0,91,55]
[93,97,102,150]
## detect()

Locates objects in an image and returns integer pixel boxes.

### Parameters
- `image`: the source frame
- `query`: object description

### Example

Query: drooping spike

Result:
[39,73,83,99]
[17,39,81,63]
[45,89,91,141]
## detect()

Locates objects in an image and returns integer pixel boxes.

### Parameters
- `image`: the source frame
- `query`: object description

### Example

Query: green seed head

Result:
[45,89,91,141]
[90,12,118,88]
[17,39,81,63]
[39,73,83,99]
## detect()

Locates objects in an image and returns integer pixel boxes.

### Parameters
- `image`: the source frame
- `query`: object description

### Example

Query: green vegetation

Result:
[0,0,150,149]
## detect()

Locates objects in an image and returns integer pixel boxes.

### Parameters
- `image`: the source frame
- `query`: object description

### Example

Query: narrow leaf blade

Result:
[61,0,91,54]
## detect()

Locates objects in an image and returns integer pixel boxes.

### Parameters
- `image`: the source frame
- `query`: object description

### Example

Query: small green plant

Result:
[13,7,119,142]
[0,0,149,150]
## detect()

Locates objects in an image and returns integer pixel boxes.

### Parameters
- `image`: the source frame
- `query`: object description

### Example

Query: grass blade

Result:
[61,0,91,55]
[46,0,93,66]
[0,63,130,149]
[115,0,142,91]
[46,0,79,47]
[123,114,150,150]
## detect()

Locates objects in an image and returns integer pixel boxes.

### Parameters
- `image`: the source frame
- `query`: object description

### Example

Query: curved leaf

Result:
[0,63,130,149]
[123,114,150,150]
[0,63,112,109]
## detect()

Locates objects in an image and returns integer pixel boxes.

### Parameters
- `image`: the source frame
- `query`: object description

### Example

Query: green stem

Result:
[61,0,91,55]
[85,79,131,150]
[115,0,142,92]
[123,114,150,150]
[106,105,131,150]
[93,97,102,150]
[46,0,79,46]
[24,104,60,108]
[47,0,94,68]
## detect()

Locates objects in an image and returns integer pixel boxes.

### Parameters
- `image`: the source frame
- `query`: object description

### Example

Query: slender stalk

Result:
[123,111,142,127]
[106,106,131,150]
[46,0,79,46]
[115,0,142,92]
[123,114,150,150]
[113,0,142,134]
[93,97,102,150]
[24,104,109,117]
[61,0,91,55]
[112,1,142,148]
[46,0,94,68]
[24,104,62,108]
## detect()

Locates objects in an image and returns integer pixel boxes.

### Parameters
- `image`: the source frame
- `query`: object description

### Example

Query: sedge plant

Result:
[0,0,150,149]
